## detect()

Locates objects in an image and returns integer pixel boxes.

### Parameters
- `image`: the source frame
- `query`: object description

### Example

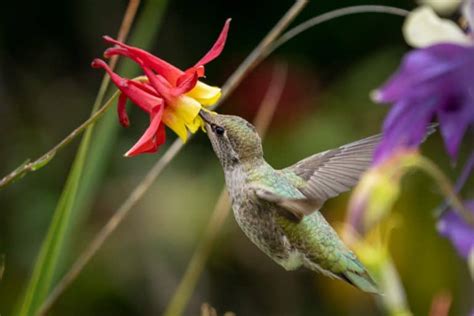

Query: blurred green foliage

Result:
[0,0,472,315]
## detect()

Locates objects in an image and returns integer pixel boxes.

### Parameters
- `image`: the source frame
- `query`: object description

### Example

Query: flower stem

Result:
[343,220,412,316]
[214,0,307,107]
[378,256,412,316]
[18,1,141,315]
[412,155,474,227]
[266,5,409,60]
[0,0,140,191]
[162,63,287,316]
[437,149,474,215]
[453,150,474,192]
[36,137,183,316]
[0,90,119,189]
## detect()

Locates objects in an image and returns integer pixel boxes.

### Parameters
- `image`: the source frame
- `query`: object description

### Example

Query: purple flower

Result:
[373,43,474,163]
[437,200,474,258]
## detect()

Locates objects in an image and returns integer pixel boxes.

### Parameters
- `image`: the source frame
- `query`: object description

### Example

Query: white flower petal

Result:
[418,0,462,15]
[463,0,474,31]
[403,6,470,47]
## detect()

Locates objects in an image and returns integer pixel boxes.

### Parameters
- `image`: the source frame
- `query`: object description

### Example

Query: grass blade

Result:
[70,0,169,236]
[15,0,169,314]
[17,128,97,316]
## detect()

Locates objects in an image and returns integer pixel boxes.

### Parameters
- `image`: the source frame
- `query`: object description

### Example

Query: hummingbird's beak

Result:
[199,110,214,125]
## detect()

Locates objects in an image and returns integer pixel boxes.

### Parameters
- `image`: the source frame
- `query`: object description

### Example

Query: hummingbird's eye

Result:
[211,124,225,136]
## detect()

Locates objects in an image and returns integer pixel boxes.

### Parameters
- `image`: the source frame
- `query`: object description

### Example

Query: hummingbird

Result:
[199,110,381,293]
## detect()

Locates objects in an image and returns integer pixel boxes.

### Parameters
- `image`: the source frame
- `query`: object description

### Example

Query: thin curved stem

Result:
[20,1,141,315]
[437,149,474,215]
[0,0,141,190]
[0,91,120,189]
[412,155,474,227]
[266,5,409,59]
[453,150,474,192]
[36,138,184,316]
[212,0,307,107]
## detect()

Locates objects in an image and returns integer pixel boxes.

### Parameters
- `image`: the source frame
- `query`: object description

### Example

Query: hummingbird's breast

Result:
[224,165,298,267]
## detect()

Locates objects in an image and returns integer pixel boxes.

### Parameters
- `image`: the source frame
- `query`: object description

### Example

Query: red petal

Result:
[174,69,199,95]
[124,104,164,157]
[117,93,130,127]
[108,50,176,102]
[104,47,130,59]
[141,65,175,101]
[92,58,162,112]
[156,122,166,146]
[194,65,205,77]
[128,80,159,97]
[194,18,231,67]
[103,36,183,84]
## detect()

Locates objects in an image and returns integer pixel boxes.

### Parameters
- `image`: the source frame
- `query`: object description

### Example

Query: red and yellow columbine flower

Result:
[92,19,230,156]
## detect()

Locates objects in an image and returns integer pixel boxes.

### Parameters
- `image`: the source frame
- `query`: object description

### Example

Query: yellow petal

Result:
[403,6,470,47]
[163,109,188,142]
[173,95,202,124]
[186,81,222,106]
[187,116,203,133]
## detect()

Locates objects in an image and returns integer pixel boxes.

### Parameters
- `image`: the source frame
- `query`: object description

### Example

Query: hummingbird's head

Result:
[200,111,263,168]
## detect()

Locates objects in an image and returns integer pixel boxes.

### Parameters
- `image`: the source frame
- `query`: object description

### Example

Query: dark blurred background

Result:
[1,0,473,315]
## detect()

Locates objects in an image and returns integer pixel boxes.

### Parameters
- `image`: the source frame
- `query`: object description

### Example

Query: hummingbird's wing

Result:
[251,183,322,222]
[249,134,381,222]
[254,126,435,222]
[284,134,381,202]
[285,124,437,204]
[252,134,381,222]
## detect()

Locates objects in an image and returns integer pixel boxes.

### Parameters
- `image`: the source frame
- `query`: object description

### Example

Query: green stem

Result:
[409,155,474,227]
[0,91,119,189]
[212,0,308,107]
[0,0,141,190]
[17,1,143,314]
[163,191,231,316]
[265,5,408,63]
[378,256,412,316]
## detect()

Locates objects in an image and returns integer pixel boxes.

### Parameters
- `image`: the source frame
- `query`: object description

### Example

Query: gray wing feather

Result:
[265,125,436,221]
[285,134,382,203]
[289,122,437,203]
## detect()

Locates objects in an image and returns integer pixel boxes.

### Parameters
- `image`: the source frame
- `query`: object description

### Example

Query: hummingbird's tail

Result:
[304,253,380,294]
[338,268,379,294]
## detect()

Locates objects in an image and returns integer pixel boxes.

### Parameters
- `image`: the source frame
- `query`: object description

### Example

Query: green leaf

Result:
[70,0,169,229]
[17,128,95,316]
[16,1,168,314]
